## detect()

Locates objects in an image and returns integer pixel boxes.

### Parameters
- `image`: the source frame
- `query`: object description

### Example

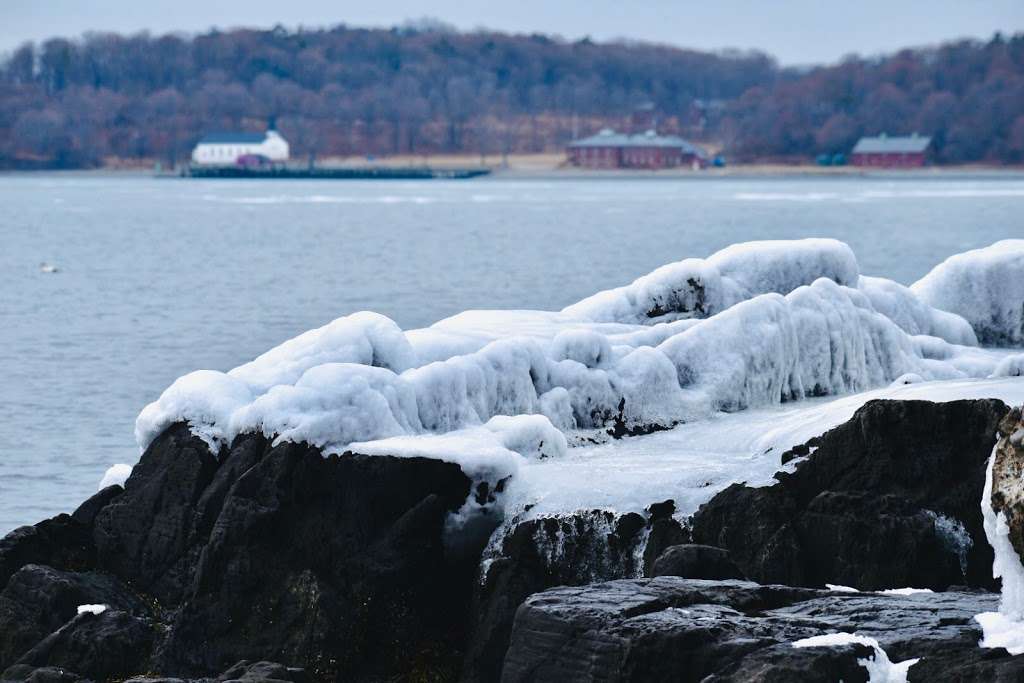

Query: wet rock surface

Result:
[692,398,1009,590]
[501,577,1024,682]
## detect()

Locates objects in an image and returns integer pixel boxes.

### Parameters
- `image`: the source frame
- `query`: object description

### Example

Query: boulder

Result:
[7,609,155,681]
[0,565,147,670]
[650,544,744,580]
[692,399,1008,590]
[0,517,94,591]
[501,577,1024,682]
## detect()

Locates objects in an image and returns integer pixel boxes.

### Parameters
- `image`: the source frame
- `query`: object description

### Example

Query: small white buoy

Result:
[39,262,59,273]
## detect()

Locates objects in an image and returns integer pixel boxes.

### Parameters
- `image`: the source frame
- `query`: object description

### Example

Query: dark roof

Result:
[568,129,707,156]
[852,134,931,154]
[198,131,268,144]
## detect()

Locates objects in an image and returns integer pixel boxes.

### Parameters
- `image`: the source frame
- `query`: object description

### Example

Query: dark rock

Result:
[117,660,307,683]
[70,486,123,528]
[151,436,476,681]
[11,609,155,681]
[0,517,94,590]
[0,564,148,670]
[692,399,1008,590]
[500,577,1024,682]
[650,544,744,580]
[0,665,87,682]
[217,660,307,682]
[462,508,688,682]
[93,423,222,603]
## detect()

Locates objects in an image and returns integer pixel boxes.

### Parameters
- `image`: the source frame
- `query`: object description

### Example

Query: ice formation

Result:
[99,463,133,490]
[792,632,919,682]
[976,440,1024,655]
[912,239,1024,346]
[136,239,1019,488]
[992,353,1024,378]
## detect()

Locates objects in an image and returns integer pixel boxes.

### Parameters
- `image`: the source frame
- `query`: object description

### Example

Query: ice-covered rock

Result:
[992,353,1024,378]
[562,237,858,324]
[912,239,1024,346]
[135,240,1011,483]
[691,398,1009,589]
[792,632,919,682]
[859,275,978,345]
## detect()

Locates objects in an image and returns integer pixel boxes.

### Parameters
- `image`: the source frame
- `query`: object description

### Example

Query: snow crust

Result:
[135,239,1018,489]
[912,239,1024,346]
[99,463,132,489]
[496,377,1024,523]
[76,604,107,615]
[792,632,919,682]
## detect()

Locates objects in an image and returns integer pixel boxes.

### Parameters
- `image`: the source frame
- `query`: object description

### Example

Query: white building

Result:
[191,127,289,165]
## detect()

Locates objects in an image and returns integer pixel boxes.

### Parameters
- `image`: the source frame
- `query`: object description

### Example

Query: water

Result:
[1,172,1022,533]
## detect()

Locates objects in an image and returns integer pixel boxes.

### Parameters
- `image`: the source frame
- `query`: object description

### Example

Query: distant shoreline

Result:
[5,162,1023,181]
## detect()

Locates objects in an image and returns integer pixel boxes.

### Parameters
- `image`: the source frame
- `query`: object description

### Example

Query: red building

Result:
[567,129,708,170]
[850,133,931,168]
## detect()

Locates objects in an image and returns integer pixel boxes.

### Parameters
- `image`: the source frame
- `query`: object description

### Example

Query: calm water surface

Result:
[2,172,1022,532]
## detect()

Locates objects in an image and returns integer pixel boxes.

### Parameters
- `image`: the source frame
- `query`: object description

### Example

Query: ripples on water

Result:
[1,172,1022,532]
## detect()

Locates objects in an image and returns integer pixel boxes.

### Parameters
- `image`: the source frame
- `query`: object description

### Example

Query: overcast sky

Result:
[2,0,1022,65]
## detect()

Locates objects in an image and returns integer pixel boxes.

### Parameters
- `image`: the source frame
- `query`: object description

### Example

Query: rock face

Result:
[501,577,1024,682]
[990,407,1024,559]
[463,502,687,682]
[1,423,485,681]
[2,398,1021,681]
[692,399,1009,591]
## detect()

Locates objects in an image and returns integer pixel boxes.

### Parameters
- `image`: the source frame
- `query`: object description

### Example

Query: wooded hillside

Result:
[1,23,1021,167]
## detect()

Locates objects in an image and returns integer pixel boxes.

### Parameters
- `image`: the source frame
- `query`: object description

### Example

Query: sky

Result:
[2,0,1022,65]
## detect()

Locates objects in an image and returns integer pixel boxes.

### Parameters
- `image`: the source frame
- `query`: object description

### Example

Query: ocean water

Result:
[1,171,1022,533]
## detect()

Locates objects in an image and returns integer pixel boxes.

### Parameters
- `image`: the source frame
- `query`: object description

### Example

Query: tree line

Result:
[1,23,1021,168]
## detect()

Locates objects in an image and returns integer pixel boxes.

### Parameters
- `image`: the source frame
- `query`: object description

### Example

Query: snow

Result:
[878,588,934,596]
[823,585,933,595]
[99,463,132,489]
[912,239,1024,346]
[976,445,1024,654]
[562,238,858,324]
[858,275,977,345]
[135,240,1019,492]
[992,354,1024,378]
[826,584,860,592]
[792,632,919,682]
[496,377,1024,523]
[76,604,107,615]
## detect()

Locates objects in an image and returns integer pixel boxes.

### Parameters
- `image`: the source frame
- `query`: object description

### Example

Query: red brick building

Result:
[850,133,931,168]
[567,129,708,169]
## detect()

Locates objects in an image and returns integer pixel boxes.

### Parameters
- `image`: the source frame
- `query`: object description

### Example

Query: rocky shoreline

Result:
[3,397,1023,681]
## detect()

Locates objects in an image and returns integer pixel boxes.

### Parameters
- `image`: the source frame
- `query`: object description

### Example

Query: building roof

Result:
[197,131,269,145]
[568,129,708,156]
[852,134,931,154]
